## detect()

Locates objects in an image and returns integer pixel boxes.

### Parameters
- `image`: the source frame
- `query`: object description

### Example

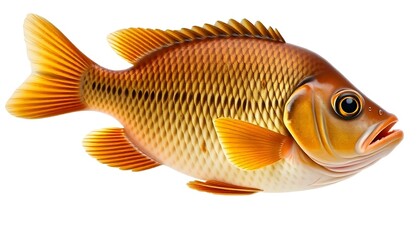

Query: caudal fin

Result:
[6,14,93,119]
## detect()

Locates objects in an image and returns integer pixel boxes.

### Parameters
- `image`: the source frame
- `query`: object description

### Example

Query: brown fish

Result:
[6,14,403,194]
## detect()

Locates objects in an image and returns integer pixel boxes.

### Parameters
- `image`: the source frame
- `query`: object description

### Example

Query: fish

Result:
[6,14,403,195]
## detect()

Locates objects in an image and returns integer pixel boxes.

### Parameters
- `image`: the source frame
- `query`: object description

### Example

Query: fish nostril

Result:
[367,106,384,116]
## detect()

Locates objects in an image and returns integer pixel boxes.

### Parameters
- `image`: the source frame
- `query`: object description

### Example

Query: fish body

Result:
[7,15,403,194]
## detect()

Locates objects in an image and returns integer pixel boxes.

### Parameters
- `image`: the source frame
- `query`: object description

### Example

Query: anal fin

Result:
[188,180,261,195]
[83,128,160,171]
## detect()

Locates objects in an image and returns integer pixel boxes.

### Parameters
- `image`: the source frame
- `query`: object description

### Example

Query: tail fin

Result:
[6,14,93,119]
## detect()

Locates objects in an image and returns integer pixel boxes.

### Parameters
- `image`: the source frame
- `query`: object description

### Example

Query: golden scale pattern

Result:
[81,20,328,191]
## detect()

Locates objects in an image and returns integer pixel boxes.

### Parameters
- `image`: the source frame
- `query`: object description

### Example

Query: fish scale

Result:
[80,37,327,191]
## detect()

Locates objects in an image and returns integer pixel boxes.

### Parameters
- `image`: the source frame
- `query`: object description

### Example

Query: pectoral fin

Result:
[83,128,160,171]
[214,118,293,170]
[188,180,261,195]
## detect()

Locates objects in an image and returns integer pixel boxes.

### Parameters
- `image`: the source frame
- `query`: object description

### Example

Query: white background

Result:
[1,0,419,239]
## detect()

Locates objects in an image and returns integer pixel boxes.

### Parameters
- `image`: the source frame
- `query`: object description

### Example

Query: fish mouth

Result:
[362,115,403,153]
[321,115,403,175]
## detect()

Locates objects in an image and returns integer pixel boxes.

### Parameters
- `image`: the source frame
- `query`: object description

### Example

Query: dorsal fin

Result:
[107,19,285,64]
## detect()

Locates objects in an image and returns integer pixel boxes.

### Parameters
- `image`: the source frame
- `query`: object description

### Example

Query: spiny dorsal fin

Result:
[108,19,285,64]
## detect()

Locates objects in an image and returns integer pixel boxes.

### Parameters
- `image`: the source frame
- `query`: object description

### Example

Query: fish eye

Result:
[332,90,363,120]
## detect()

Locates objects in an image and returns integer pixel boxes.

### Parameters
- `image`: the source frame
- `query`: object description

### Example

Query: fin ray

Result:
[108,19,285,64]
[188,180,261,195]
[6,14,93,119]
[83,128,160,172]
[214,118,293,170]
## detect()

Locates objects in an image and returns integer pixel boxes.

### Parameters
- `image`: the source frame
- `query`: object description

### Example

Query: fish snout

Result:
[356,114,403,154]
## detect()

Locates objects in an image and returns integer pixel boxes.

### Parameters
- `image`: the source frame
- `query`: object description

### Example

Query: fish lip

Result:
[358,115,404,153]
[321,115,403,175]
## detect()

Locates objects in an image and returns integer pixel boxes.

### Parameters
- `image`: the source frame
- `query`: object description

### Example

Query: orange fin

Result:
[214,118,293,170]
[187,180,261,195]
[6,14,93,119]
[107,19,285,64]
[83,128,160,171]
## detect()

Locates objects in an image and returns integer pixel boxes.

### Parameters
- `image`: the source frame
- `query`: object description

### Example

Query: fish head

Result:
[284,70,403,175]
